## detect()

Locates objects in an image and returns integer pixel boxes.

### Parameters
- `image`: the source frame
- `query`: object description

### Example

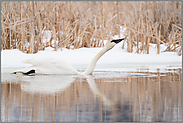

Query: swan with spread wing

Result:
[12,38,124,75]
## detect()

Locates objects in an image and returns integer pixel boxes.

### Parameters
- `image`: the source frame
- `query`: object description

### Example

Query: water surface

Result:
[1,68,182,122]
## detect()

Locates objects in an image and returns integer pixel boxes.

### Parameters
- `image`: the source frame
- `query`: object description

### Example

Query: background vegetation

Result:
[1,1,182,54]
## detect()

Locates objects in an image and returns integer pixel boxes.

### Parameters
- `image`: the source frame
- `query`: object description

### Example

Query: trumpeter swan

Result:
[12,38,124,75]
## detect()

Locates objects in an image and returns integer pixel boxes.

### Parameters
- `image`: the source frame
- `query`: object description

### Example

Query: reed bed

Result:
[1,70,182,122]
[1,1,182,54]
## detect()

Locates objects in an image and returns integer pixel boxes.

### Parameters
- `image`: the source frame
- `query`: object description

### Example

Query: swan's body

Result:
[18,57,79,75]
[12,38,124,75]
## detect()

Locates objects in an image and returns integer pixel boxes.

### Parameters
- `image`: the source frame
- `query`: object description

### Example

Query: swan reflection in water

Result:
[20,75,75,93]
[20,75,114,106]
[3,70,181,122]
[18,75,133,122]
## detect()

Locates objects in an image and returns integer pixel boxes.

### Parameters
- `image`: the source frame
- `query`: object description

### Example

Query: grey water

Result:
[1,68,182,122]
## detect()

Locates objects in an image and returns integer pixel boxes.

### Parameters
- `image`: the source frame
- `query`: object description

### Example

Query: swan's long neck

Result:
[83,47,109,75]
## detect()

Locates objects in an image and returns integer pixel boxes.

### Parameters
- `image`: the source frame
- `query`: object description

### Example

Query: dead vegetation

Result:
[1,1,182,54]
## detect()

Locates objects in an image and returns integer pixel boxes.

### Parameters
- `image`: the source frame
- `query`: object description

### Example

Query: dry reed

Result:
[1,1,182,55]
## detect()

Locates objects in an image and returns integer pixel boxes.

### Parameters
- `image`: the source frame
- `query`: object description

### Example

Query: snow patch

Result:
[1,27,182,73]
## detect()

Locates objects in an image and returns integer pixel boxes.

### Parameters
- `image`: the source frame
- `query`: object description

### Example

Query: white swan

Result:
[12,38,124,75]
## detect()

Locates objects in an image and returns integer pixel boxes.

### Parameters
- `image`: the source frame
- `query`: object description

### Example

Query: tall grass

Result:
[119,1,182,55]
[1,1,182,54]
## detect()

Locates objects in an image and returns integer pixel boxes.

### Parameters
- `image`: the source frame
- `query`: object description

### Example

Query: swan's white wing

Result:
[13,57,79,75]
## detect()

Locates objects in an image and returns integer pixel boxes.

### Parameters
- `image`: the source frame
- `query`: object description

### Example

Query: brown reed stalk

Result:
[1,1,182,54]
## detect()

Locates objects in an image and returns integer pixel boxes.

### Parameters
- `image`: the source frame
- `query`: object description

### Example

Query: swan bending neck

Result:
[83,48,108,75]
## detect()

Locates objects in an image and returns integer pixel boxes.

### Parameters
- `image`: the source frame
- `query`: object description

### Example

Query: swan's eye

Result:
[111,38,124,44]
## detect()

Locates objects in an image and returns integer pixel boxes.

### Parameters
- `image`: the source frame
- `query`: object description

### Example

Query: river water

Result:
[1,67,182,122]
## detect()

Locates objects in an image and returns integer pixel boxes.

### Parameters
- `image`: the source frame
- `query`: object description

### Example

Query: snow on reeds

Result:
[1,1,182,55]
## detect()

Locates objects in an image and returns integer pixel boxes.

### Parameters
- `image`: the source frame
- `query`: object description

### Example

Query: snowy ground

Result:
[1,28,182,74]
[1,40,182,74]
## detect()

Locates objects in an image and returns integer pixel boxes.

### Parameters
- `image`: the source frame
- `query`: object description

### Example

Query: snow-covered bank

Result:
[1,40,181,74]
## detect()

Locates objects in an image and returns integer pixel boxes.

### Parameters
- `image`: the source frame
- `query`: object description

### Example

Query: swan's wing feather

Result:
[18,57,79,75]
[23,58,56,65]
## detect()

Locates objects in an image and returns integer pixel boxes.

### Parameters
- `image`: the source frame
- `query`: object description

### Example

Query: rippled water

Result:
[1,68,182,122]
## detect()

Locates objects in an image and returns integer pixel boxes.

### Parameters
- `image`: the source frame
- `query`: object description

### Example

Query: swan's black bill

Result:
[23,69,35,75]
[111,38,124,44]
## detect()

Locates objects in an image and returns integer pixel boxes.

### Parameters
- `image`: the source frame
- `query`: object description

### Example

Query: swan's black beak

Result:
[111,38,124,44]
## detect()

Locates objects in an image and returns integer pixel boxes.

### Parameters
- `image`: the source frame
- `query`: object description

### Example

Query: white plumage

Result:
[12,38,124,75]
[21,57,79,74]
